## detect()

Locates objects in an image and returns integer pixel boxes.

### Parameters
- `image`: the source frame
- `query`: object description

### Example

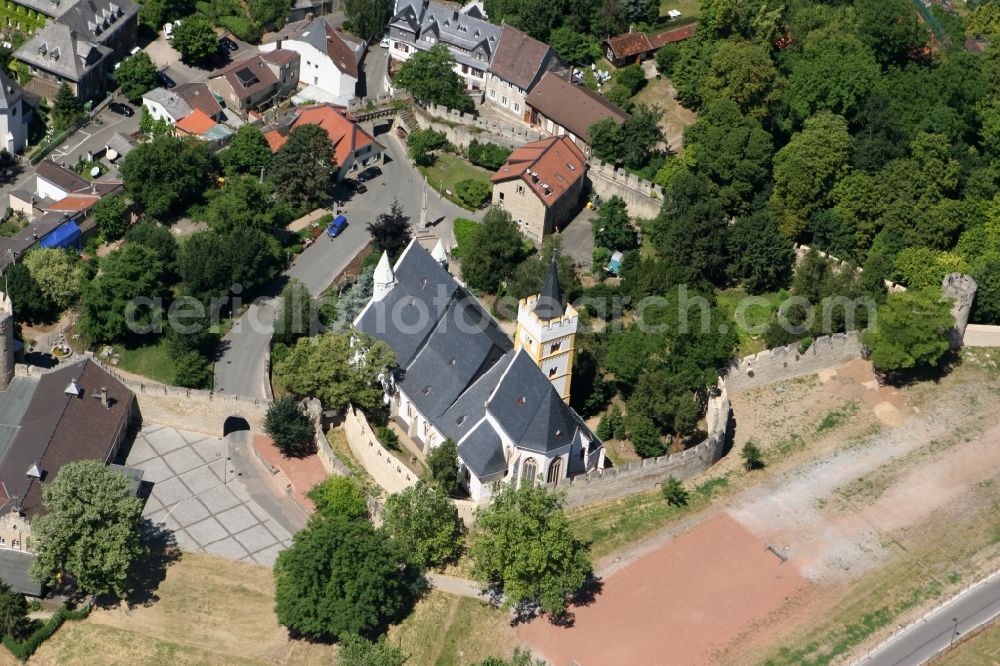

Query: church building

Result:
[353,239,605,501]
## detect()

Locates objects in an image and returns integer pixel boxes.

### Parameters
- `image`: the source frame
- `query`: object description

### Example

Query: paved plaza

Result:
[125,425,295,567]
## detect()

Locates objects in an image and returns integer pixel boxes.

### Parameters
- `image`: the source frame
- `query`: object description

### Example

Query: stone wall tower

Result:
[941,273,978,350]
[0,292,13,391]
[513,257,578,403]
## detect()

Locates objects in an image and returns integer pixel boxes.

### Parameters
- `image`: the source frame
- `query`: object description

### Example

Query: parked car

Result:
[109,102,134,117]
[220,36,239,53]
[156,70,176,88]
[343,178,367,194]
[357,166,382,182]
[164,22,173,40]
[379,34,390,48]
[327,215,348,238]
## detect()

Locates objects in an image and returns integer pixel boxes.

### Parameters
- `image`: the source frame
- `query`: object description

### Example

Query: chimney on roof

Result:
[99,386,108,408]
[277,39,282,49]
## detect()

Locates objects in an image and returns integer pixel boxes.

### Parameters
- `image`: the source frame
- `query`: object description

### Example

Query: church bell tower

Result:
[513,255,577,403]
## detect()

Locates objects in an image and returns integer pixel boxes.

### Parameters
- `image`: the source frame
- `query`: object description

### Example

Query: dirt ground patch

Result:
[29,552,333,665]
[518,513,806,665]
[632,76,698,152]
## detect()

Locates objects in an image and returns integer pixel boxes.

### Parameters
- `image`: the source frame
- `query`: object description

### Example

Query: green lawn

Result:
[114,337,177,385]
[451,217,479,258]
[418,153,492,211]
[716,287,790,356]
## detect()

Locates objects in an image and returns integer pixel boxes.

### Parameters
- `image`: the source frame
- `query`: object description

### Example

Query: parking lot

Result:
[125,425,298,566]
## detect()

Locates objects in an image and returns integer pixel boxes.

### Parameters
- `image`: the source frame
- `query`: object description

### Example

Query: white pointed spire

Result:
[431,239,447,267]
[372,251,396,301]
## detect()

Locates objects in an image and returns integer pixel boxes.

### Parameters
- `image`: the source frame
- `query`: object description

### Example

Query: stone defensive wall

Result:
[585,160,664,220]
[722,332,865,395]
[16,356,270,437]
[548,387,731,510]
[414,102,545,149]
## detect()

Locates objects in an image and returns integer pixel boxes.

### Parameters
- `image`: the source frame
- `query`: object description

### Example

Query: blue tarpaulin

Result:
[39,220,81,250]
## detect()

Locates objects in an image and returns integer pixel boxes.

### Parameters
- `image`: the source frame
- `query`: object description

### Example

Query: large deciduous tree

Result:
[367,199,412,258]
[395,44,472,111]
[269,124,337,210]
[204,176,289,233]
[92,193,131,241]
[470,484,591,618]
[29,460,147,597]
[460,207,526,293]
[78,245,166,343]
[113,51,158,102]
[702,40,781,119]
[345,0,393,43]
[770,111,851,238]
[172,15,218,63]
[120,134,218,218]
[426,438,461,497]
[726,210,794,294]
[176,229,280,301]
[265,398,315,457]
[784,33,880,123]
[273,331,395,413]
[23,249,84,311]
[51,84,82,132]
[382,482,462,568]
[307,476,369,519]
[861,288,953,375]
[273,513,424,640]
[591,196,638,252]
[221,125,273,176]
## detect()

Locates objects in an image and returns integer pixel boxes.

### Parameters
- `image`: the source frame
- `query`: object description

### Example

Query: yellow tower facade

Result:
[513,258,577,403]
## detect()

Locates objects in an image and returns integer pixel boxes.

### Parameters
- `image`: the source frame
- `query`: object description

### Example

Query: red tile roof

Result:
[45,193,100,214]
[175,108,217,136]
[605,31,653,59]
[489,24,556,90]
[491,136,586,207]
[648,24,696,49]
[266,104,382,166]
[527,72,629,143]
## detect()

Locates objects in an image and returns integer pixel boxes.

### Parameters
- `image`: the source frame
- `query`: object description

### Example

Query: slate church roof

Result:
[354,240,601,480]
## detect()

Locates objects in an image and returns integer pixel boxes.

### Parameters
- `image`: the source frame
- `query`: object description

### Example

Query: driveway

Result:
[213,129,476,399]
[126,425,308,566]
[361,44,390,98]
[558,206,596,268]
[49,100,141,166]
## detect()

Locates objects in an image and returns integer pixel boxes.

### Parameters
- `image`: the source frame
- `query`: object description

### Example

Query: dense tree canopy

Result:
[172,15,218,63]
[470,485,591,617]
[460,208,526,293]
[113,51,158,102]
[274,513,424,640]
[273,331,395,413]
[396,45,472,111]
[269,124,337,210]
[30,460,147,597]
[78,245,166,343]
[345,0,393,43]
[382,482,462,568]
[862,288,953,374]
[120,135,218,218]
[221,125,273,176]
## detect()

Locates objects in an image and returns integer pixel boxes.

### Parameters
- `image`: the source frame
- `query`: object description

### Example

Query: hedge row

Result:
[3,603,91,662]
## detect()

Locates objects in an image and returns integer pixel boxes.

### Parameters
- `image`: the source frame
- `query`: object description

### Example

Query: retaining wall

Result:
[414,102,544,149]
[302,397,352,477]
[547,388,731,509]
[585,160,664,219]
[963,324,1000,347]
[722,332,864,395]
[342,405,419,494]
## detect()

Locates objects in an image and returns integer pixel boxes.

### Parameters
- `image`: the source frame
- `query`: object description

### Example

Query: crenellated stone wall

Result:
[413,102,545,149]
[722,332,864,395]
[546,387,731,509]
[585,160,664,219]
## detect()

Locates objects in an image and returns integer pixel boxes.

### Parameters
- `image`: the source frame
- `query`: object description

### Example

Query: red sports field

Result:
[517,513,807,665]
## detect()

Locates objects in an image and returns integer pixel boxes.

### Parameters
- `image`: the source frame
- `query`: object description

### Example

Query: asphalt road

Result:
[213,130,476,400]
[857,571,1000,665]
[50,102,141,166]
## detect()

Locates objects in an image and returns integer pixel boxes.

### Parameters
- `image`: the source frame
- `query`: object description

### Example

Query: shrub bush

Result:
[3,603,91,661]
[377,425,401,451]
[467,140,511,170]
[451,217,479,258]
[455,179,491,208]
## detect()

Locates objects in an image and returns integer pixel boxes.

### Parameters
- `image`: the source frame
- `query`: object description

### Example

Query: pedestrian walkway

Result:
[251,433,326,512]
[427,573,484,600]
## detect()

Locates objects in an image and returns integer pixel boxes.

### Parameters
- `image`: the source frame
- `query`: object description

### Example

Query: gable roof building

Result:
[525,71,628,149]
[14,0,140,101]
[354,240,604,501]
[387,0,501,91]
[490,135,586,240]
[261,17,364,106]
[263,103,383,179]
[604,23,696,67]
[0,355,137,594]
[0,69,30,154]
[207,50,300,117]
[484,25,564,121]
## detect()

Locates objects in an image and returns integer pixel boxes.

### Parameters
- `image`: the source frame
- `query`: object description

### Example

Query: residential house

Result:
[525,71,628,152]
[173,82,223,122]
[353,240,604,502]
[490,135,585,241]
[142,82,231,142]
[31,160,122,250]
[261,17,364,105]
[10,0,80,19]
[483,25,563,122]
[603,24,695,67]
[141,87,193,124]
[14,0,140,101]
[0,71,30,154]
[388,0,500,91]
[0,353,138,595]
[263,103,383,180]
[207,50,300,117]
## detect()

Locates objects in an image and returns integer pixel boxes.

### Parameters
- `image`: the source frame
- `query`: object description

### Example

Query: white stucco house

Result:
[353,240,605,501]
[0,71,29,155]
[260,16,365,106]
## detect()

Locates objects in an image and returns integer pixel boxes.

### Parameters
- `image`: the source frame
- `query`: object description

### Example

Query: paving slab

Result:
[216,504,259,534]
[185,516,228,547]
[163,446,208,476]
[203,537,251,560]
[181,464,223,496]
[233,524,280,554]
[198,485,242,514]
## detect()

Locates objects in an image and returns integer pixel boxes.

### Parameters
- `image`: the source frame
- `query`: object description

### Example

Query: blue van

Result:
[326,214,348,238]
